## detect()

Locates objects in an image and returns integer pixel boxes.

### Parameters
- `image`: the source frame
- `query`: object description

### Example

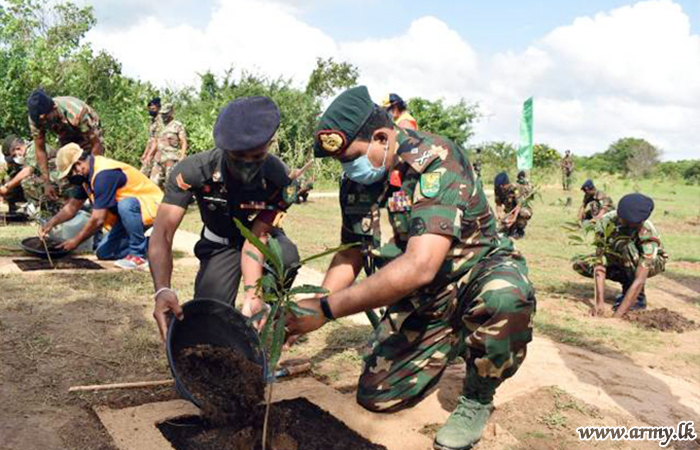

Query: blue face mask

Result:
[341,141,388,185]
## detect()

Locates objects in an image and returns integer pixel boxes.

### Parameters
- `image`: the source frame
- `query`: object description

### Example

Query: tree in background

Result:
[0,0,156,165]
[305,57,359,99]
[600,137,661,176]
[407,98,479,147]
[532,143,560,169]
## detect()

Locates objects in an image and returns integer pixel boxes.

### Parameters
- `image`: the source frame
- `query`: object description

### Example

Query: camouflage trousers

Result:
[573,246,666,285]
[562,171,572,190]
[357,253,536,412]
[20,176,63,218]
[152,151,181,189]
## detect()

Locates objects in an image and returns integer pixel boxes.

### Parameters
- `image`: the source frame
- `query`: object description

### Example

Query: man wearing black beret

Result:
[577,179,615,225]
[149,96,306,340]
[574,193,667,317]
[26,89,103,201]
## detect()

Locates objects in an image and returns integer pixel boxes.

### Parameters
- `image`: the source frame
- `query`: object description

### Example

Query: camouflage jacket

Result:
[560,155,574,173]
[29,96,101,141]
[340,129,515,287]
[149,114,164,140]
[595,211,666,270]
[495,184,522,214]
[157,119,187,154]
[583,189,614,215]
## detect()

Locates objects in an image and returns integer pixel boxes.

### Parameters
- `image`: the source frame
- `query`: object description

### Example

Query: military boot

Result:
[434,365,499,450]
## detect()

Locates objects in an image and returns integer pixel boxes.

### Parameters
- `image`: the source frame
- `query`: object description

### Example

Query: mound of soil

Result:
[625,308,699,333]
[158,397,387,450]
[176,344,265,424]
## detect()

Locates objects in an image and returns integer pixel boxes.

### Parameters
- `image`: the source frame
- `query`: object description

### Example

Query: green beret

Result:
[314,86,374,158]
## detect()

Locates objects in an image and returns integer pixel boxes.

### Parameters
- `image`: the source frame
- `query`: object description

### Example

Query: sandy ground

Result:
[1,229,698,450]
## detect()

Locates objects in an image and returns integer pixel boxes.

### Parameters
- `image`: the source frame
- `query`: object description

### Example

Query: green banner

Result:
[517,97,533,171]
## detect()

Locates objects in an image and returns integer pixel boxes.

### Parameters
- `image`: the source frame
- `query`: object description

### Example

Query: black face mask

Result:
[148,110,158,118]
[68,175,88,185]
[227,157,267,184]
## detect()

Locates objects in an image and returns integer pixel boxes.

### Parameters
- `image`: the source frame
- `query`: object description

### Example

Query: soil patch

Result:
[13,257,103,271]
[489,386,659,450]
[175,344,265,424]
[625,308,699,333]
[157,397,387,450]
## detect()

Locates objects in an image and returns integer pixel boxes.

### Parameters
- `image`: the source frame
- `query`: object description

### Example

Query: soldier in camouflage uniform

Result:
[286,87,536,450]
[0,136,62,218]
[1,135,27,213]
[560,149,574,190]
[573,193,666,317]
[494,172,532,239]
[577,179,614,225]
[26,89,103,200]
[140,97,164,177]
[152,103,187,189]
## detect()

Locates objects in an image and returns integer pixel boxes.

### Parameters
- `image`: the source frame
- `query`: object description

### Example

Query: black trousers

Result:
[193,229,299,305]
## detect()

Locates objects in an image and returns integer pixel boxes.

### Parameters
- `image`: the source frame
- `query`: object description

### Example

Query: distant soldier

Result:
[152,103,187,188]
[382,93,418,130]
[578,179,614,225]
[472,147,483,178]
[26,89,103,200]
[560,149,574,190]
[573,194,667,317]
[140,97,164,178]
[516,170,532,196]
[1,135,27,213]
[0,135,62,217]
[494,172,532,239]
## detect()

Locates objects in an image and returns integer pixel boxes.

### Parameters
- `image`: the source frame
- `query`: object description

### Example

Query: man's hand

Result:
[39,222,54,239]
[0,185,8,197]
[284,298,326,345]
[153,289,183,341]
[58,238,79,251]
[591,304,606,317]
[44,182,58,201]
[241,293,268,332]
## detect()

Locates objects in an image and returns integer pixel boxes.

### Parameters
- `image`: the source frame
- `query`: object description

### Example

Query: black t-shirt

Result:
[163,148,293,245]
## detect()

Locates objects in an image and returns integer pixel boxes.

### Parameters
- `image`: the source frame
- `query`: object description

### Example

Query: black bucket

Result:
[20,237,70,259]
[165,298,268,407]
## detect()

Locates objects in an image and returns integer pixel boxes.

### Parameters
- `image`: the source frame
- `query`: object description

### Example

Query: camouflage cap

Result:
[314,86,374,158]
[160,103,174,115]
[2,135,19,157]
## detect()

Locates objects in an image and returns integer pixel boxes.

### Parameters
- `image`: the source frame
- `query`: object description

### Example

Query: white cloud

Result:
[86,0,700,160]
[87,0,336,88]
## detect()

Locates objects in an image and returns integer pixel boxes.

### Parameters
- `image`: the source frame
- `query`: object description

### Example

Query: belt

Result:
[203,226,230,245]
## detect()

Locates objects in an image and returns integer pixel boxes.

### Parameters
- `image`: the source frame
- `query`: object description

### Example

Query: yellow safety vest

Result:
[89,156,163,228]
[396,111,418,130]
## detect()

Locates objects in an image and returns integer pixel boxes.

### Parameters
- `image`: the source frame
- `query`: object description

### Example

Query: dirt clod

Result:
[176,344,265,424]
[625,308,699,333]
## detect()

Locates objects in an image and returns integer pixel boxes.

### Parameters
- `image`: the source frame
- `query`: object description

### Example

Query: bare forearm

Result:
[149,232,175,290]
[72,216,103,244]
[241,237,266,293]
[321,249,363,294]
[614,276,646,317]
[47,200,81,229]
[329,255,429,319]
[34,136,50,181]
[5,168,33,190]
[90,134,103,155]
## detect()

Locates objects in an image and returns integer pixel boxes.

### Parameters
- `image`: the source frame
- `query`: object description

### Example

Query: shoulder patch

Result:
[176,173,192,191]
[420,172,441,198]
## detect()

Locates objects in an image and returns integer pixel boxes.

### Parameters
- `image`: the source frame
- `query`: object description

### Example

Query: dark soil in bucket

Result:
[13,258,103,271]
[158,397,387,450]
[624,308,699,332]
[175,344,265,424]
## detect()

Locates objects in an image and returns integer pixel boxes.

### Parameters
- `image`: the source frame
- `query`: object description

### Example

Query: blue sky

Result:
[85,0,700,160]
